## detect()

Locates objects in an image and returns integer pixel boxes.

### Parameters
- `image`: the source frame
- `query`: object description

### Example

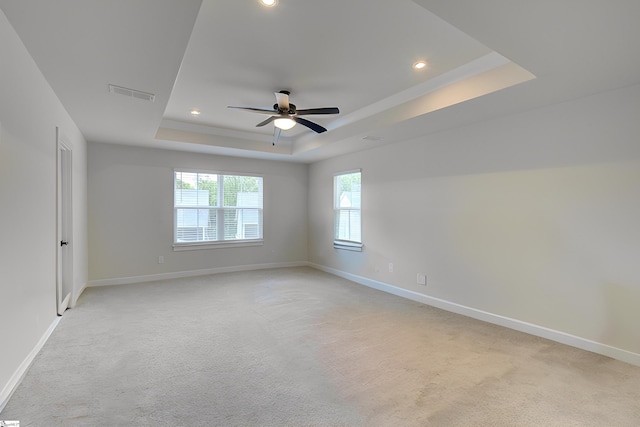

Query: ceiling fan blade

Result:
[256,116,277,127]
[272,127,281,146]
[295,107,340,116]
[228,106,277,115]
[274,91,290,111]
[294,117,327,133]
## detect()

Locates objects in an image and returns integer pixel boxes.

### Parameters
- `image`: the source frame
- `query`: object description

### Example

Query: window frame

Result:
[333,169,363,252]
[173,169,264,251]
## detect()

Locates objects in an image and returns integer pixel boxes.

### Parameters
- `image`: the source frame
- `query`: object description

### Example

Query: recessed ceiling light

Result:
[260,0,277,7]
[190,109,201,116]
[413,60,427,70]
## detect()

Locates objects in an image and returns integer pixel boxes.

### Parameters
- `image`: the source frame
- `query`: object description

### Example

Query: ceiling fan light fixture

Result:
[274,117,296,130]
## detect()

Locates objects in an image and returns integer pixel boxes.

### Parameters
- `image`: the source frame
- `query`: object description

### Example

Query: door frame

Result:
[56,127,73,315]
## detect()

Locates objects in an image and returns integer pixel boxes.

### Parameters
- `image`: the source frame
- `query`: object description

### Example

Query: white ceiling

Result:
[2,0,639,163]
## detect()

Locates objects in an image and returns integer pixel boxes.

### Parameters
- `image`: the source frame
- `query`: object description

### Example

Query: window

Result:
[174,171,263,249]
[334,170,362,251]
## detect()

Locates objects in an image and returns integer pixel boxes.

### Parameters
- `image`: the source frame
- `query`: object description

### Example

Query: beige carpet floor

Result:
[2,267,640,426]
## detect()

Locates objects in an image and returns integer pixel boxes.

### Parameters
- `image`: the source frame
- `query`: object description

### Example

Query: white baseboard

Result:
[309,263,640,368]
[87,261,309,287]
[0,316,61,413]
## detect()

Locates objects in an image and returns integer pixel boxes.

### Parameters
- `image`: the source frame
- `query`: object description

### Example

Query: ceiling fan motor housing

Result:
[274,103,296,115]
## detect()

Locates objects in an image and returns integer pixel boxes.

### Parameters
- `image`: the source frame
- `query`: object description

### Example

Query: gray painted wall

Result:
[309,83,640,356]
[0,9,88,402]
[87,143,308,282]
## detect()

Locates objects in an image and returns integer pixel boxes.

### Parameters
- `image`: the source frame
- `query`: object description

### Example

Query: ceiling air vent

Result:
[108,84,155,102]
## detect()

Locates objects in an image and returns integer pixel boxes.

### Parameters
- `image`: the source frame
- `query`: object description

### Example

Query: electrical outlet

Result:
[388,263,394,273]
[158,256,164,264]
[417,274,426,285]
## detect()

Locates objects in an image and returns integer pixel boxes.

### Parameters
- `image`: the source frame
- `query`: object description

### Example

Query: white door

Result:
[57,128,73,315]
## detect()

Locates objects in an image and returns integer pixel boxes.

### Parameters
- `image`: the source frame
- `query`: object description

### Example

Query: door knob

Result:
[60,240,69,246]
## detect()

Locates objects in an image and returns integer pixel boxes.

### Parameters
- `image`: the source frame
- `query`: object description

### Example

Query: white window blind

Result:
[334,170,362,250]
[174,171,263,246]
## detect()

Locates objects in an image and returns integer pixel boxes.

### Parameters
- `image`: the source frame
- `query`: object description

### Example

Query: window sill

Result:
[173,239,263,251]
[333,241,363,252]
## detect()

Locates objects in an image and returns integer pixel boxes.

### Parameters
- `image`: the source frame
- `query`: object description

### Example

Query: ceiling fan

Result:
[228,90,340,145]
